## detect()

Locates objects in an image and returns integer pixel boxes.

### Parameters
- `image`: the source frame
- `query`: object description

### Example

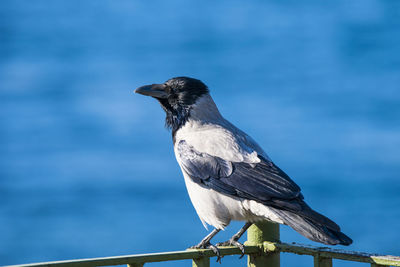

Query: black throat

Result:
[158,98,191,143]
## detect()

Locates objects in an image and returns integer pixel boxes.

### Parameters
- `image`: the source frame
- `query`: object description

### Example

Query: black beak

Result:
[135,84,168,99]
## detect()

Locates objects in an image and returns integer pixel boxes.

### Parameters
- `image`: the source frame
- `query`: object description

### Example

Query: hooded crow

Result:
[135,77,352,258]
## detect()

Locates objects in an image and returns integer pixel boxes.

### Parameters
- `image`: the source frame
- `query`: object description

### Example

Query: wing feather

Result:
[177,140,301,201]
[176,139,340,231]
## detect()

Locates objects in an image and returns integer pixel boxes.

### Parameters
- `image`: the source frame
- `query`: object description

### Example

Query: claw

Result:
[190,242,222,263]
[208,244,222,263]
[217,239,246,259]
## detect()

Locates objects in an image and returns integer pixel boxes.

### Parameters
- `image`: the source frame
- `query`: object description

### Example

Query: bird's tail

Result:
[272,207,353,246]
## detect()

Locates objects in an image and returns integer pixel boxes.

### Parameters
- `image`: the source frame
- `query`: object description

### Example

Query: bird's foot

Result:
[216,239,245,259]
[190,242,222,263]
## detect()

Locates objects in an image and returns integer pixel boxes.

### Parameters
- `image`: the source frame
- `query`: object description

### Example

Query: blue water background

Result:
[1,1,400,266]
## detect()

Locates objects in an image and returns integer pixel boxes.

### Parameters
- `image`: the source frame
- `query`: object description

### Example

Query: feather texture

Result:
[173,94,352,245]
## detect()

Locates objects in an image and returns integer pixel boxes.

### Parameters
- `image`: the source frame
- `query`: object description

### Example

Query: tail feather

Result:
[272,208,353,246]
[271,199,341,232]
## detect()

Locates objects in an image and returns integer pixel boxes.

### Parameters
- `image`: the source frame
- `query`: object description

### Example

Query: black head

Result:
[135,77,209,132]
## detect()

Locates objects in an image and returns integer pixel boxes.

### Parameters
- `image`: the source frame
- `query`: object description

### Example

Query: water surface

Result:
[1,1,400,266]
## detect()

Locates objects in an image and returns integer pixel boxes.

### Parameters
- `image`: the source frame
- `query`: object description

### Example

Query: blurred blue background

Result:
[1,1,399,266]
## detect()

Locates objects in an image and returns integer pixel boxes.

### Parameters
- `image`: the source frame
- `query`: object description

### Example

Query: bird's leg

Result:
[216,222,252,258]
[190,228,222,263]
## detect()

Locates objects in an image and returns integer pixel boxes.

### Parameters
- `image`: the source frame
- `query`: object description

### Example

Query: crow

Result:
[135,77,352,260]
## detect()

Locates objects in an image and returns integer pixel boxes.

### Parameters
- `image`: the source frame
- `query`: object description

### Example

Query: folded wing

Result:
[176,139,341,232]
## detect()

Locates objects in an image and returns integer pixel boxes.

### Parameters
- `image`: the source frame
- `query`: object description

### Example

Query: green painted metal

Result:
[192,257,210,267]
[314,255,332,267]
[263,241,400,266]
[3,247,260,267]
[246,222,280,267]
[4,237,400,267]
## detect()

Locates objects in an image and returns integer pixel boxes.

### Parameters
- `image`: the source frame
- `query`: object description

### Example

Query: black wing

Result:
[177,140,341,230]
[177,140,346,240]
[177,140,302,204]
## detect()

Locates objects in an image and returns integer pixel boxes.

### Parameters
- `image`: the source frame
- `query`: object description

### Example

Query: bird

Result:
[135,76,352,260]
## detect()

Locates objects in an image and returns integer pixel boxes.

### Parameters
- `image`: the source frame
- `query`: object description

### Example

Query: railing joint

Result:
[247,222,280,267]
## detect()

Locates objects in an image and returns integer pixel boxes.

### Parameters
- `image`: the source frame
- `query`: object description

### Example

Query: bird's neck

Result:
[169,94,224,142]
[189,94,223,122]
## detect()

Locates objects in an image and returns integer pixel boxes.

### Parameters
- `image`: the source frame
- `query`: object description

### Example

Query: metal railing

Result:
[4,222,400,267]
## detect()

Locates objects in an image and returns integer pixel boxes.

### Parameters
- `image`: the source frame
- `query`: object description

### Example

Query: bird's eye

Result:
[165,85,173,94]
